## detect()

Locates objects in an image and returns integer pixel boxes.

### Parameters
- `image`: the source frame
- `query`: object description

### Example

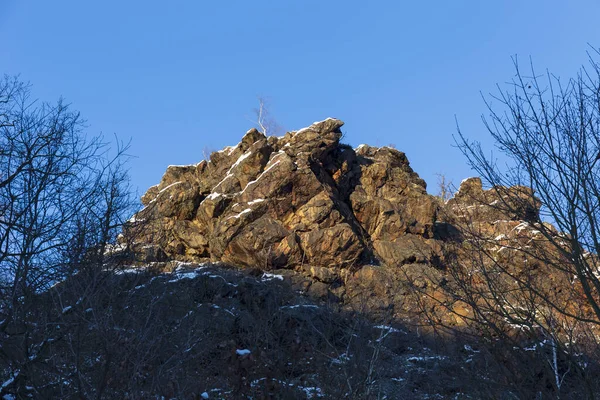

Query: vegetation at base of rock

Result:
[4,261,599,399]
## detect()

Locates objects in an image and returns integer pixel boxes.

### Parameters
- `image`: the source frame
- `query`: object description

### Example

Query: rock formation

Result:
[125,118,593,330]
[128,118,441,273]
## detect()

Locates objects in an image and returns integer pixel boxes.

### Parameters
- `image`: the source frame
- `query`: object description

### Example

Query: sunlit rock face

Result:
[127,118,441,270]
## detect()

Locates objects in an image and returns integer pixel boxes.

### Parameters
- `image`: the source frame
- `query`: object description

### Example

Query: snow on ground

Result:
[406,355,448,362]
[262,272,283,281]
[113,267,142,275]
[280,304,318,310]
[250,377,324,399]
[167,264,209,282]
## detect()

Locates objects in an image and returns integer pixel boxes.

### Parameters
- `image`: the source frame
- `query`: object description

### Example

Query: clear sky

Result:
[2,1,600,198]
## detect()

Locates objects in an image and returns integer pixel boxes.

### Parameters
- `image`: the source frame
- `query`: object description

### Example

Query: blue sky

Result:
[2,1,600,198]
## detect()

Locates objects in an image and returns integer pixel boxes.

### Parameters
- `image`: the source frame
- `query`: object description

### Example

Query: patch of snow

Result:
[513,222,530,233]
[219,143,241,156]
[330,352,351,365]
[248,198,265,205]
[242,160,282,193]
[374,324,400,333]
[406,355,447,362]
[211,172,234,192]
[464,344,480,353]
[231,150,252,169]
[263,159,282,174]
[494,234,508,241]
[1,371,17,390]
[113,267,141,275]
[209,151,255,194]
[280,304,318,310]
[236,349,251,356]
[208,192,222,200]
[167,162,202,168]
[62,306,72,314]
[301,386,324,399]
[227,208,252,220]
[262,273,283,281]
[201,393,209,399]
[175,261,200,269]
[294,126,312,135]
[127,215,144,223]
[104,243,127,256]
[158,181,183,194]
[168,266,208,283]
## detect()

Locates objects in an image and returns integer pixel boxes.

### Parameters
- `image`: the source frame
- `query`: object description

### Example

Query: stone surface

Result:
[128,118,442,270]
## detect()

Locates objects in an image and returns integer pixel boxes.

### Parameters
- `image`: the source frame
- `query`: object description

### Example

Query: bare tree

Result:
[435,173,454,203]
[253,96,283,136]
[457,50,600,323]
[448,50,600,396]
[0,76,135,397]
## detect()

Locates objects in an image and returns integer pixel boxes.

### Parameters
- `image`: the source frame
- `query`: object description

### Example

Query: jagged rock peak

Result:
[126,118,441,271]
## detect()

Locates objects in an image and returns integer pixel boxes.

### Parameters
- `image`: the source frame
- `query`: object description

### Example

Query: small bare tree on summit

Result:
[253,96,283,136]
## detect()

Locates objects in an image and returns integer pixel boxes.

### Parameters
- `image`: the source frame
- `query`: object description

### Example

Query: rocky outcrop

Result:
[122,118,599,338]
[127,118,440,272]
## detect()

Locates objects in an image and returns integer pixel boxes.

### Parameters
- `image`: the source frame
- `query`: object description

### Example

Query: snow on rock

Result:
[230,150,252,169]
[513,222,530,233]
[241,159,282,193]
[207,192,222,200]
[103,243,127,256]
[158,181,183,194]
[226,208,252,220]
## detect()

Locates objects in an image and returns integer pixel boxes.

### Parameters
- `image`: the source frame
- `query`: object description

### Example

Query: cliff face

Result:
[128,118,441,271]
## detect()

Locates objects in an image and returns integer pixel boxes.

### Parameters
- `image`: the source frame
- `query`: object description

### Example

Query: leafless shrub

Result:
[0,76,135,398]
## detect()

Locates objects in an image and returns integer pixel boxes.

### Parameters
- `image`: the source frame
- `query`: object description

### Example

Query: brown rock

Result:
[127,118,440,272]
